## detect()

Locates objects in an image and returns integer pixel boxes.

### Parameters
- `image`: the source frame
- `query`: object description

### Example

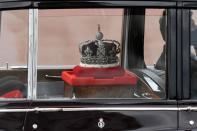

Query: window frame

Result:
[0,0,177,105]
[179,3,197,100]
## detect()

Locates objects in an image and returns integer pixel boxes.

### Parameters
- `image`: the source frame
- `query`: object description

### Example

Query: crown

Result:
[79,25,121,68]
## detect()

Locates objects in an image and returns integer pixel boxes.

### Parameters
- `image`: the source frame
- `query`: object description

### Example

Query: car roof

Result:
[0,0,196,10]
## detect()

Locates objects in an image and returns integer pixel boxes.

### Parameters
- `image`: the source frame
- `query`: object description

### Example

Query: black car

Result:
[0,0,196,130]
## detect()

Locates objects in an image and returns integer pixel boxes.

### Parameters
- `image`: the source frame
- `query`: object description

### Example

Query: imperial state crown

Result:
[79,25,121,68]
[61,25,137,86]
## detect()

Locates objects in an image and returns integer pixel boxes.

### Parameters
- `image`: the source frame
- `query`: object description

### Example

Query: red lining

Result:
[0,90,23,98]
[62,66,137,86]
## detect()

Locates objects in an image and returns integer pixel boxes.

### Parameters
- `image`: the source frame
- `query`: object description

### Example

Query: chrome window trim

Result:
[28,9,38,100]
[4,65,75,70]
[0,106,193,113]
[35,65,75,70]
[32,9,38,100]
[28,9,33,99]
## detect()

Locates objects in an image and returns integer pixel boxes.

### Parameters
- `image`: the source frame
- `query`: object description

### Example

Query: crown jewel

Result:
[79,25,121,68]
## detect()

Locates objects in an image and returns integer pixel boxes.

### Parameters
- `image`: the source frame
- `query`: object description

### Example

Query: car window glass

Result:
[37,8,166,99]
[190,10,197,98]
[0,10,28,99]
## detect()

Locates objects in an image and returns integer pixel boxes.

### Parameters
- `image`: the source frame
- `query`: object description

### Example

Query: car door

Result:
[22,1,178,131]
[178,2,197,131]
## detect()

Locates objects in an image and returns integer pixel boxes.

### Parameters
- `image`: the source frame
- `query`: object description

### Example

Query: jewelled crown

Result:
[79,25,121,68]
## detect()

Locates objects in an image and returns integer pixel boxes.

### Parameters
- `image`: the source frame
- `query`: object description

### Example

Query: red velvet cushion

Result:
[0,89,23,98]
[73,65,125,78]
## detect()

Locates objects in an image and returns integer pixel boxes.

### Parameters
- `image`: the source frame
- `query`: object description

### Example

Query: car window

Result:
[0,10,28,99]
[190,10,197,98]
[36,8,166,99]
